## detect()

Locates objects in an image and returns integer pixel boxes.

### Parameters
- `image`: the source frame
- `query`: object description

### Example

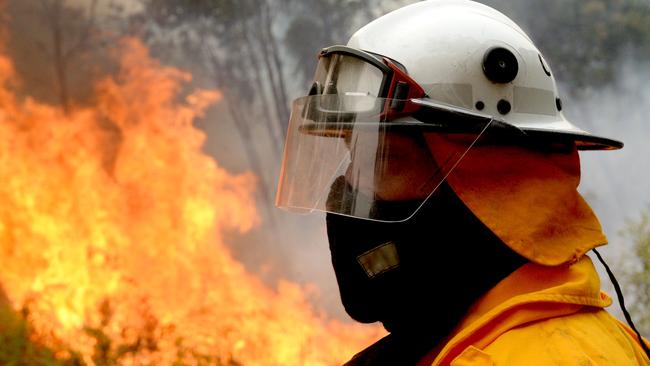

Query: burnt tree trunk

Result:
[203,40,277,224]
[258,0,290,137]
[240,18,283,156]
[43,0,71,114]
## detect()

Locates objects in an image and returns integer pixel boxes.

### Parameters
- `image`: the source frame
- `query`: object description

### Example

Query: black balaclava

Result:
[326,177,527,365]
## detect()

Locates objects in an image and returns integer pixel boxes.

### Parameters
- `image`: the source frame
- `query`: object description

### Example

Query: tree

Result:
[137,0,289,143]
[0,286,83,366]
[5,0,126,113]
[133,0,289,221]
[480,0,650,95]
[282,0,408,85]
[621,207,650,336]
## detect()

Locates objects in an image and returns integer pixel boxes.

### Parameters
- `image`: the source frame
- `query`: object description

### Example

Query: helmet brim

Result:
[518,128,623,151]
[410,99,624,151]
[299,97,624,151]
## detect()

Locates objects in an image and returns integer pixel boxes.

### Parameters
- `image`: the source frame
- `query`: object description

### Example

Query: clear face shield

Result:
[276,46,507,222]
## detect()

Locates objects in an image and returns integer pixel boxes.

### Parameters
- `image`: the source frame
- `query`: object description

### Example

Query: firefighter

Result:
[275,0,650,364]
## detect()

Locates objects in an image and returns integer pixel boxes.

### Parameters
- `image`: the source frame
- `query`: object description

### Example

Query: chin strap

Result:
[592,248,650,360]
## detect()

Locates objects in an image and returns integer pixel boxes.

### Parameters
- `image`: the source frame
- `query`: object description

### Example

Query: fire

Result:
[0,38,382,365]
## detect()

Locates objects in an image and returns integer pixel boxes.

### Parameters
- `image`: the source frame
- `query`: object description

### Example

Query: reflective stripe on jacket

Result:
[419,256,650,365]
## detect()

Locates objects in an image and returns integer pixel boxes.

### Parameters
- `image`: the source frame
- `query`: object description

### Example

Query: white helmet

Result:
[347,0,622,150]
[276,0,621,223]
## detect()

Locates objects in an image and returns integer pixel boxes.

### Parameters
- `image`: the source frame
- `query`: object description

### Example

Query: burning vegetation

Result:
[0,37,381,365]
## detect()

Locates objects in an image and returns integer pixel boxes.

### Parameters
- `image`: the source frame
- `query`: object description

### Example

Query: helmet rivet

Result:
[497,99,511,115]
[475,101,485,110]
[483,47,519,83]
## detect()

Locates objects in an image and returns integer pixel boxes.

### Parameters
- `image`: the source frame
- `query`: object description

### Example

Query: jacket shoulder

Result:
[463,308,650,365]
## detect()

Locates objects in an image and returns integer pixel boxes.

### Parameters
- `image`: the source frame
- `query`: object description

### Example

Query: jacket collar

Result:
[421,255,612,366]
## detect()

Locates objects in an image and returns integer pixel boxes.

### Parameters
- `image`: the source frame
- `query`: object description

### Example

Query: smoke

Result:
[570,59,650,258]
[561,58,650,322]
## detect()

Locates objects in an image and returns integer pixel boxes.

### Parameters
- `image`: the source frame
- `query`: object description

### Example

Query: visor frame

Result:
[276,94,499,222]
[312,45,427,122]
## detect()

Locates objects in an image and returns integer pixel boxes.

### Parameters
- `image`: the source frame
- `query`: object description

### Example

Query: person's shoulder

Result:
[469,308,649,365]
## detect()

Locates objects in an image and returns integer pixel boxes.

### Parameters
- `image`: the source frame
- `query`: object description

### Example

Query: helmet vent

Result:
[497,99,511,115]
[483,47,518,83]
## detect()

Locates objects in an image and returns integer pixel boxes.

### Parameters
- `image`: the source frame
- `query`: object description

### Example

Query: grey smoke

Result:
[564,59,650,322]
[571,60,650,259]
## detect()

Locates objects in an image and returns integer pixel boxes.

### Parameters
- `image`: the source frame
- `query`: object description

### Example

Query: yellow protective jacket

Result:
[418,256,650,365]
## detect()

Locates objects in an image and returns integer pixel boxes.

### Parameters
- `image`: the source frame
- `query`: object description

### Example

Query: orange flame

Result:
[0,38,382,365]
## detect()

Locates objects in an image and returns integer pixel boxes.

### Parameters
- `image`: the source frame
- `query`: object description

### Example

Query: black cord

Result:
[592,248,650,360]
